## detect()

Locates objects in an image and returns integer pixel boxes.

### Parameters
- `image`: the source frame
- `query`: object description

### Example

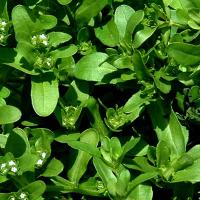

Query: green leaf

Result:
[133,26,156,48]
[116,168,130,196]
[113,55,133,69]
[172,154,194,172]
[50,176,74,191]
[5,128,28,158]
[169,0,200,9]
[127,172,158,195]
[114,5,135,39]
[123,91,150,113]
[0,194,9,200]
[156,141,171,167]
[30,128,53,155]
[173,158,200,183]
[93,157,117,196]
[57,0,72,5]
[18,152,38,173]
[127,184,153,200]
[124,10,144,44]
[125,157,157,172]
[63,80,89,104]
[22,181,46,200]
[121,137,140,159]
[66,141,100,157]
[132,50,152,82]
[41,158,64,177]
[12,5,34,42]
[48,32,72,47]
[75,0,108,26]
[0,0,8,19]
[168,42,200,66]
[31,72,59,117]
[190,8,200,22]
[154,70,171,94]
[67,129,99,184]
[0,48,38,75]
[188,86,200,103]
[95,19,119,47]
[17,41,35,65]
[55,133,81,143]
[34,15,57,32]
[188,20,200,30]
[79,177,106,196]
[0,105,21,124]
[187,145,200,160]
[77,27,90,42]
[148,100,188,157]
[12,5,57,43]
[0,134,8,148]
[0,86,10,99]
[50,45,78,60]
[74,52,117,82]
[110,137,123,160]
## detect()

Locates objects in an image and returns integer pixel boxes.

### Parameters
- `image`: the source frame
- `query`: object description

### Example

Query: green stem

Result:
[46,184,105,197]
[86,97,110,138]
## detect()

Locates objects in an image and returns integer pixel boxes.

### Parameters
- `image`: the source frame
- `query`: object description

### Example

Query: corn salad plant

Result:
[0,0,200,199]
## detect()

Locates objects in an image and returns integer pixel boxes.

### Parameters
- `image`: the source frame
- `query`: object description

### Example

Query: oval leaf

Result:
[75,0,108,26]
[168,42,200,66]
[95,19,119,47]
[74,52,117,82]
[31,73,59,117]
[41,158,64,177]
[0,105,21,124]
[48,32,72,47]
[114,5,135,39]
[50,45,77,60]
[23,181,46,200]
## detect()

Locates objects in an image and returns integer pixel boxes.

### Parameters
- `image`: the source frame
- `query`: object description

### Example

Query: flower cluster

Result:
[61,106,82,129]
[31,33,49,47]
[78,41,94,55]
[105,107,127,131]
[0,159,19,176]
[34,55,53,70]
[31,33,54,71]
[35,151,47,167]
[9,192,29,200]
[0,19,9,45]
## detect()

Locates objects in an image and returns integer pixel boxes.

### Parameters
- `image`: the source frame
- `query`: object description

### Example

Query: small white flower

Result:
[10,167,18,173]
[9,197,15,200]
[46,58,52,67]
[1,21,7,26]
[19,192,27,199]
[8,160,16,166]
[42,40,48,46]
[0,27,5,31]
[36,159,43,166]
[39,34,47,40]
[47,57,51,62]
[46,62,51,66]
[31,36,37,45]
[41,152,47,159]
[0,163,6,169]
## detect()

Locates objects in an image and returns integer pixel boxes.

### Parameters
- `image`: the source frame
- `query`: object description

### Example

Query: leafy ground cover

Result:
[0,0,200,199]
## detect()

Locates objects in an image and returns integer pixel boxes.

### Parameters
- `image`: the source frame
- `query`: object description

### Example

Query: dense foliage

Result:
[0,0,200,199]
